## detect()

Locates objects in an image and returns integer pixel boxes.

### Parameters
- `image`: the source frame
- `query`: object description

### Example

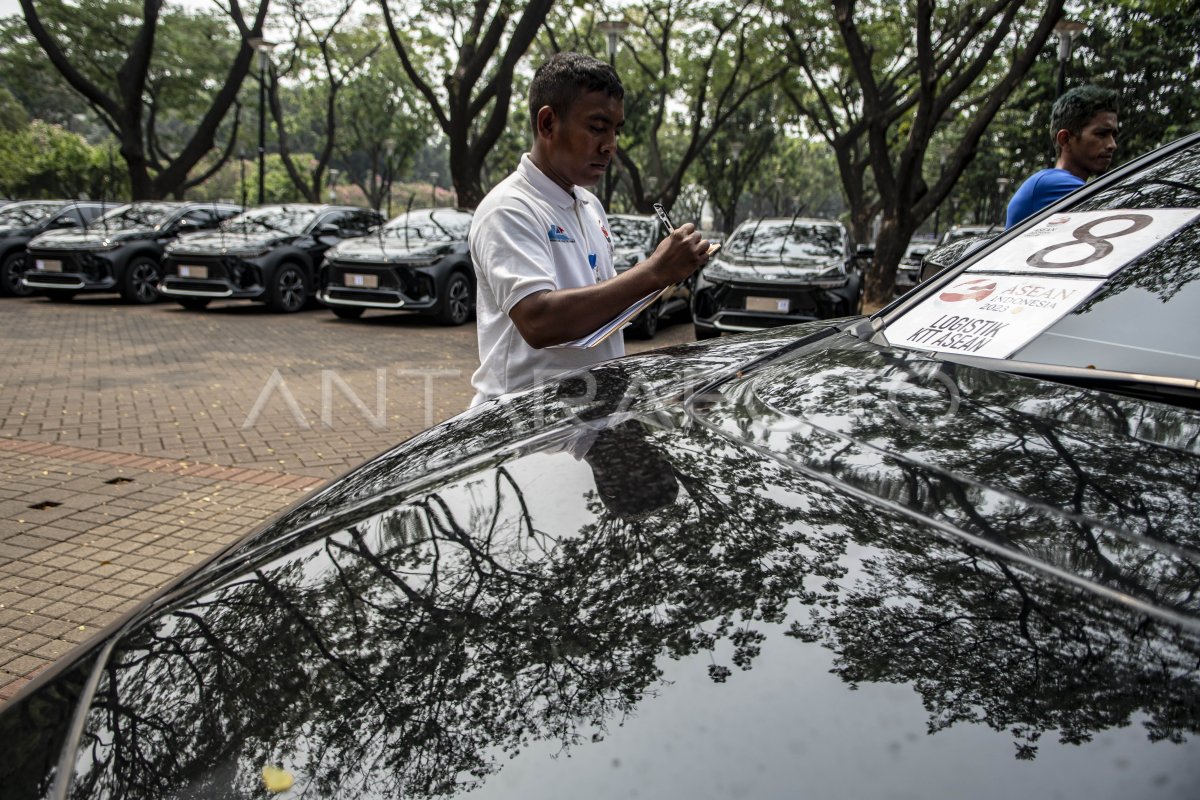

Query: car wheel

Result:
[46,290,76,303]
[177,297,211,311]
[694,322,720,340]
[627,301,660,339]
[332,306,365,320]
[0,252,34,297]
[119,257,162,304]
[436,271,473,325]
[269,265,308,313]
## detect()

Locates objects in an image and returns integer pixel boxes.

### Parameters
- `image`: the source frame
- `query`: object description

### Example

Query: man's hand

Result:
[508,222,713,349]
[643,222,712,285]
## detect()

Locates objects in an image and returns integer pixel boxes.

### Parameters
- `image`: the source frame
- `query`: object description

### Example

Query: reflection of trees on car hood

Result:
[12,328,1200,797]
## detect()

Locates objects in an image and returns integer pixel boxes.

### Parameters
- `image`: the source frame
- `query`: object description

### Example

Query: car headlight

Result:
[699,262,738,283]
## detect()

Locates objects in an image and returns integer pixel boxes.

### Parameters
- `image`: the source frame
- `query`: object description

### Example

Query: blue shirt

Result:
[1005,168,1084,229]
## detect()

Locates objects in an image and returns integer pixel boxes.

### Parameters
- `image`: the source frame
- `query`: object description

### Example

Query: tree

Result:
[603,0,787,215]
[782,0,1065,307]
[0,120,122,199]
[18,0,269,200]
[380,0,554,209]
[266,0,378,203]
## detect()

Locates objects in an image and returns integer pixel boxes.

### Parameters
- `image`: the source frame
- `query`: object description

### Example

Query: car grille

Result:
[27,249,110,282]
[726,285,821,318]
[328,264,432,300]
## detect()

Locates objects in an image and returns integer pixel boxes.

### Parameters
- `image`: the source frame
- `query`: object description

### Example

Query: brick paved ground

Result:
[0,294,694,702]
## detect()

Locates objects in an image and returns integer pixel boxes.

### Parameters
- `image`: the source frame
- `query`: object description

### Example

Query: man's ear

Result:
[1055,128,1074,151]
[535,105,556,141]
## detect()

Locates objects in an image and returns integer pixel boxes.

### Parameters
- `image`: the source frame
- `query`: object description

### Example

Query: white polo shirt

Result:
[469,154,621,405]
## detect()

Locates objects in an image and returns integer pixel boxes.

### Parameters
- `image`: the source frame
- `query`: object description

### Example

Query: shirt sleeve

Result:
[472,203,558,314]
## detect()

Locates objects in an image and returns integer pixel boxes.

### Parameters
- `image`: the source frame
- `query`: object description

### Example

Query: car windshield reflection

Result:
[0,202,58,227]
[381,209,470,242]
[725,220,844,261]
[223,206,319,236]
[608,216,654,249]
[89,203,173,230]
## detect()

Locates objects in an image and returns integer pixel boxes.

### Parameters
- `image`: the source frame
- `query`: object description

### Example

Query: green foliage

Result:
[0,86,29,133]
[0,121,124,199]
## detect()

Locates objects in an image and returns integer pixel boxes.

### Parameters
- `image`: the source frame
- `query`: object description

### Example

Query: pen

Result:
[652,202,674,234]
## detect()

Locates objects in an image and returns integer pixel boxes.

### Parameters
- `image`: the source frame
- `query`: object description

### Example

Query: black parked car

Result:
[691,216,860,338]
[317,207,474,324]
[0,201,115,297]
[5,134,1200,799]
[22,202,241,303]
[161,204,384,313]
[607,213,689,339]
[894,236,937,297]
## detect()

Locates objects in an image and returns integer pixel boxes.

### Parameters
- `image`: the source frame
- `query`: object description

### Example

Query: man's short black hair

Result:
[1051,85,1119,155]
[529,52,624,132]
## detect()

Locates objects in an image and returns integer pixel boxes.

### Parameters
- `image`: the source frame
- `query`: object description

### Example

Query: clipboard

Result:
[548,285,672,349]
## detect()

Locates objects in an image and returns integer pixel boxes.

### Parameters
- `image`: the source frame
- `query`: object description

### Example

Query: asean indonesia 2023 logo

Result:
[938,278,997,303]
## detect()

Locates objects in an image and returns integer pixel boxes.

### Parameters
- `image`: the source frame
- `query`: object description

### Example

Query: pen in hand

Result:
[653,202,721,255]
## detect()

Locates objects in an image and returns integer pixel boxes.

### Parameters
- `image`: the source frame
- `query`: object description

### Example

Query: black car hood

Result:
[4,324,1199,799]
[711,255,844,280]
[0,225,36,239]
[330,234,454,263]
[32,227,153,248]
[170,230,295,253]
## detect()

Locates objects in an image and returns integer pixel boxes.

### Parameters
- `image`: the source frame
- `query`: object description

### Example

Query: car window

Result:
[884,139,1200,383]
[49,207,84,227]
[180,209,218,228]
[724,220,846,261]
[337,211,376,237]
[76,204,112,223]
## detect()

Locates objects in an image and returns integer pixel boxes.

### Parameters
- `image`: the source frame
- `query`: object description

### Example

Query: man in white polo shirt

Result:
[469,52,712,406]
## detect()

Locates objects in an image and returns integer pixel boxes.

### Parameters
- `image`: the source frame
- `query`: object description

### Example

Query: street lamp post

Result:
[247,37,276,205]
[933,151,947,239]
[329,168,339,204]
[1054,20,1086,99]
[383,138,396,218]
[597,19,629,202]
[996,176,1011,226]
[238,150,247,208]
[429,172,439,207]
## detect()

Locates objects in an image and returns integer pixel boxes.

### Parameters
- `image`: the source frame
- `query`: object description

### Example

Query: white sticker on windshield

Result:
[967,208,1200,277]
[886,274,1104,359]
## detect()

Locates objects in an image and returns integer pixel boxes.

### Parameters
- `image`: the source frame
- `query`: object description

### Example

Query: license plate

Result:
[746,296,790,313]
[36,259,62,272]
[178,265,208,279]
[345,273,378,288]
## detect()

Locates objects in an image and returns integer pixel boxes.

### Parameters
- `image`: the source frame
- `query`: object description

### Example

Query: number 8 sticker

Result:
[967,208,1200,278]
[1026,213,1154,269]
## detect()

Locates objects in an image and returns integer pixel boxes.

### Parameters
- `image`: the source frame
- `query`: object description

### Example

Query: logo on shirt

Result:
[547,225,575,243]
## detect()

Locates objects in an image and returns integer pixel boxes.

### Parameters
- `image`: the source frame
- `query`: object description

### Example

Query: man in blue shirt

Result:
[1005,85,1119,228]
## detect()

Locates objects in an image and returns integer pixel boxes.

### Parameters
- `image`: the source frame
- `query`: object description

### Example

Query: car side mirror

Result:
[50,216,78,228]
[317,223,341,238]
[175,218,203,232]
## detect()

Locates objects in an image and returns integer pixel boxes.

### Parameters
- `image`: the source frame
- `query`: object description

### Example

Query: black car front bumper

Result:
[692,276,858,333]
[318,262,439,311]
[22,248,118,293]
[160,254,266,300]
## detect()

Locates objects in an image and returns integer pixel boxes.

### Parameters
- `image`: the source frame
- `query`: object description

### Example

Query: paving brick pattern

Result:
[0,294,694,702]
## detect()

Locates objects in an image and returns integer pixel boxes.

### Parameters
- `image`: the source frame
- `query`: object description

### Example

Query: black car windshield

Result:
[725,220,845,262]
[608,216,655,249]
[224,206,320,235]
[89,203,174,230]
[0,202,59,227]
[382,209,470,242]
[884,138,1200,385]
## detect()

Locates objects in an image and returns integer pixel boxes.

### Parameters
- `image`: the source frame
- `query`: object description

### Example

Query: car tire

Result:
[436,271,473,326]
[627,301,660,339]
[0,252,34,297]
[331,306,365,320]
[46,290,76,303]
[119,256,162,304]
[177,297,211,311]
[268,264,308,313]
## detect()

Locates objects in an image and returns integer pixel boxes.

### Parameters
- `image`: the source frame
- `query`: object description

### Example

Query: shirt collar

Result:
[519,154,590,211]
